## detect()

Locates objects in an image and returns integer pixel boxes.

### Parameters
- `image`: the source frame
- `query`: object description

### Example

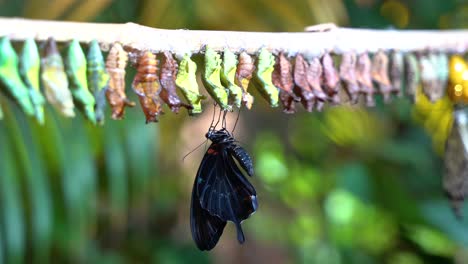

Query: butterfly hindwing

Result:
[190,178,227,251]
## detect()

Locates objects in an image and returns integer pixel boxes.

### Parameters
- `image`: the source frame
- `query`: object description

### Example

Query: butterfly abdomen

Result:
[230,145,254,177]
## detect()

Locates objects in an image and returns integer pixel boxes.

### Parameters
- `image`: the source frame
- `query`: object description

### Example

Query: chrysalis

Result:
[132,51,163,123]
[41,37,75,117]
[356,52,375,107]
[202,46,229,109]
[0,37,35,116]
[307,57,328,111]
[175,54,205,115]
[65,39,96,123]
[159,51,192,113]
[254,48,279,107]
[272,52,298,113]
[389,51,404,97]
[87,40,109,125]
[221,49,243,108]
[339,52,360,103]
[444,108,468,218]
[426,53,446,102]
[371,50,392,103]
[404,53,420,103]
[293,54,315,112]
[420,53,439,103]
[321,52,340,104]
[235,52,255,109]
[105,42,135,120]
[19,38,46,124]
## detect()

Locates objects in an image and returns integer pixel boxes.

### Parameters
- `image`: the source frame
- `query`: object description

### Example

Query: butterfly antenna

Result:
[182,139,208,162]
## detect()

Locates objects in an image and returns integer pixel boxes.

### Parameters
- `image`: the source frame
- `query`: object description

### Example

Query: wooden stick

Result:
[0,17,467,57]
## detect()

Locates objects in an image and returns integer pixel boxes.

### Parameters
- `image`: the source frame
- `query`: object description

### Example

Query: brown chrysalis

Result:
[339,52,360,103]
[235,52,255,109]
[159,51,192,113]
[293,54,315,112]
[272,52,299,114]
[306,57,327,111]
[371,50,392,103]
[356,52,375,107]
[132,51,163,123]
[105,43,135,119]
[389,51,404,97]
[321,52,340,104]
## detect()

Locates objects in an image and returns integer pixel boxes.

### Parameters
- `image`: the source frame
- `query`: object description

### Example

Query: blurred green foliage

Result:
[0,0,467,263]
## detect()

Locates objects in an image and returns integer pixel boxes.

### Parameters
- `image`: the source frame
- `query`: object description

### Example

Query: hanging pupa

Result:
[272,52,298,113]
[175,54,205,115]
[19,38,46,124]
[444,108,468,218]
[339,52,360,103]
[404,53,421,103]
[65,39,96,123]
[105,42,135,119]
[293,54,315,112]
[321,52,340,104]
[389,51,404,97]
[254,48,279,107]
[307,57,328,111]
[235,52,255,109]
[0,37,35,116]
[41,37,75,117]
[87,40,109,125]
[132,51,163,123]
[356,52,375,107]
[420,53,440,103]
[221,49,243,108]
[202,46,229,109]
[159,51,192,113]
[371,50,393,103]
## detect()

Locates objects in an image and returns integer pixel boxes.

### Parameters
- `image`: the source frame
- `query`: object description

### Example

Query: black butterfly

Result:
[190,128,257,251]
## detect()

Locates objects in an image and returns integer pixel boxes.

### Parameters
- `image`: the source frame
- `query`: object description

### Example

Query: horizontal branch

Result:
[0,17,467,57]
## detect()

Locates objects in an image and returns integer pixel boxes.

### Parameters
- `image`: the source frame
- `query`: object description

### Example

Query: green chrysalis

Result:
[175,54,205,115]
[221,48,243,108]
[202,46,230,110]
[41,37,75,117]
[19,38,46,124]
[65,39,96,124]
[87,40,109,125]
[0,37,35,116]
[254,48,279,107]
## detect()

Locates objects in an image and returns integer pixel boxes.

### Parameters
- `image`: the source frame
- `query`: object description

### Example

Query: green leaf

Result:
[65,39,96,124]
[0,121,25,263]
